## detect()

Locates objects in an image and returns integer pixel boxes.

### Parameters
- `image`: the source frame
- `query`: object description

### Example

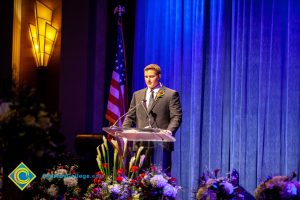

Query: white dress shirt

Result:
[146,83,161,108]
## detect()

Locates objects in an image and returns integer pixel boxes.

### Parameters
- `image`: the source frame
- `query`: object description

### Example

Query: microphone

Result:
[141,99,152,128]
[110,99,146,128]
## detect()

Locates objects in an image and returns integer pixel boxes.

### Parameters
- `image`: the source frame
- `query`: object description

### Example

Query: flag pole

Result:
[105,4,128,127]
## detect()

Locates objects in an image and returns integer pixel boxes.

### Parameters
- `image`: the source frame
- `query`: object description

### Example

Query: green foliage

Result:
[0,86,65,167]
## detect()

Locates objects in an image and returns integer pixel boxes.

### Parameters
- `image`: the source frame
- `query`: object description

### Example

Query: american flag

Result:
[105,12,128,126]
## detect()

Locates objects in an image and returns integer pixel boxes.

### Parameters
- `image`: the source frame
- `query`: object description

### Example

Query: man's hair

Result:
[144,64,161,75]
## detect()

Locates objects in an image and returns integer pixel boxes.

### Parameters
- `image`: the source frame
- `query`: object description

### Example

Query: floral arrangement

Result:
[84,135,180,199]
[27,163,81,199]
[0,86,65,165]
[254,172,300,200]
[196,169,244,200]
[156,90,165,100]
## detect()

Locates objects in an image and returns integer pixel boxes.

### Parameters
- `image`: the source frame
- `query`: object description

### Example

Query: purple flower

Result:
[150,175,168,188]
[285,183,297,196]
[109,184,121,194]
[101,181,107,189]
[221,182,234,195]
[163,183,178,198]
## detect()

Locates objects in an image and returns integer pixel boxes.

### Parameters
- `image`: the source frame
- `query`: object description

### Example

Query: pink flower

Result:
[92,187,100,193]
[151,165,157,172]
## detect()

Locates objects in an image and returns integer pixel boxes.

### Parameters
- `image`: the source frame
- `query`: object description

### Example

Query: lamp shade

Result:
[29,0,58,67]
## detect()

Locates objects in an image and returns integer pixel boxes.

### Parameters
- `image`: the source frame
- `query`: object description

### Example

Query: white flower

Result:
[55,169,67,175]
[150,174,168,188]
[221,182,234,195]
[63,177,78,187]
[38,116,52,129]
[47,184,58,197]
[38,110,48,117]
[23,115,36,126]
[109,184,121,194]
[294,182,300,193]
[129,156,135,171]
[286,183,297,196]
[139,154,145,168]
[163,183,178,198]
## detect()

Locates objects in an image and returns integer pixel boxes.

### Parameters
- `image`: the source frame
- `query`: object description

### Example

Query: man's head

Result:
[144,64,161,89]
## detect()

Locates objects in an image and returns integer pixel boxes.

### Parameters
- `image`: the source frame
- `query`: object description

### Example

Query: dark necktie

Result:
[148,90,154,111]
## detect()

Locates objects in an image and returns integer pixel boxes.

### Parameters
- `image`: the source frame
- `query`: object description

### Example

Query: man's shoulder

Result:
[162,86,178,94]
[133,88,147,96]
[133,86,179,95]
[135,88,147,93]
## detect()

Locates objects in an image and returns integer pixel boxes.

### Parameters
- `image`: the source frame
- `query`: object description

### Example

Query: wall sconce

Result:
[29,0,58,68]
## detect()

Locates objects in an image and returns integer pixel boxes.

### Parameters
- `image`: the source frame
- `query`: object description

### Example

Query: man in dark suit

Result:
[122,64,182,172]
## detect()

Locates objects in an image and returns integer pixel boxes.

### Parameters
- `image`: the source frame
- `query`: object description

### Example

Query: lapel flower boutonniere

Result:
[155,90,165,100]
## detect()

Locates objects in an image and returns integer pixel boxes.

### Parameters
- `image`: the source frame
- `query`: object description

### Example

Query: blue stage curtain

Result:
[133,0,300,199]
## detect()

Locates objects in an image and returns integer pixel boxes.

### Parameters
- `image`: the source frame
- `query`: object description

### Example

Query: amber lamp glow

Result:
[29,0,58,68]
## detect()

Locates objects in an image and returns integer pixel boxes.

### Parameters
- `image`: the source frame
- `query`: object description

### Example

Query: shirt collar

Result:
[147,83,162,93]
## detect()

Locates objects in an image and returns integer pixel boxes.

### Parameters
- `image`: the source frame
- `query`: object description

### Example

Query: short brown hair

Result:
[144,64,161,75]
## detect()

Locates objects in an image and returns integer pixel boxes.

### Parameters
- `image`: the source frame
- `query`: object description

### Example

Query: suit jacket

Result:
[122,86,182,150]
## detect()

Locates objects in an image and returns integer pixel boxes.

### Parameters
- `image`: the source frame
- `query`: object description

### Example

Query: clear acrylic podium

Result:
[102,127,176,142]
[103,127,175,170]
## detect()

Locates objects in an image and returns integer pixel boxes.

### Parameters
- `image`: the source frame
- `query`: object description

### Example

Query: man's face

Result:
[144,69,160,89]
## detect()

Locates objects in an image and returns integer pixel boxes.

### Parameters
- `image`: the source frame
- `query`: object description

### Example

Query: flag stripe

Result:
[108,95,119,106]
[109,85,119,99]
[107,101,121,117]
[106,108,119,120]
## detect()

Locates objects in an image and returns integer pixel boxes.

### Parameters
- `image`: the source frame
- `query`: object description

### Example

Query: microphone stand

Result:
[110,100,146,128]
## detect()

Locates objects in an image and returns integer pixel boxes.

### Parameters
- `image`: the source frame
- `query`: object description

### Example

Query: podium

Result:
[103,127,175,171]
[102,127,176,142]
